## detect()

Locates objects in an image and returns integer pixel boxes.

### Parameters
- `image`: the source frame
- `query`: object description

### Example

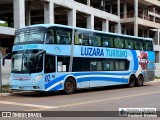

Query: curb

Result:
[0,93,11,96]
[148,79,160,83]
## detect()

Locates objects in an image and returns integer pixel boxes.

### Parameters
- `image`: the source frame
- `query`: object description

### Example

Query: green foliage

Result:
[0,23,8,27]
[1,85,10,93]
[155,76,160,79]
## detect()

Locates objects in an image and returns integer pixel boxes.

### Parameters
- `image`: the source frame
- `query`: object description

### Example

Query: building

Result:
[0,0,160,63]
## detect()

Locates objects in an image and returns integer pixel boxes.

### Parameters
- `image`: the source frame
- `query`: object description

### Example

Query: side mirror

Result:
[2,53,12,66]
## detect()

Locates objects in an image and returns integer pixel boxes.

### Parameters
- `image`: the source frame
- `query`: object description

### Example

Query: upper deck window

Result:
[14,27,46,44]
[55,27,72,44]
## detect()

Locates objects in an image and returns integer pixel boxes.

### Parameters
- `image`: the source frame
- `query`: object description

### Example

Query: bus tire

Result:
[128,75,135,87]
[136,74,144,87]
[64,77,76,94]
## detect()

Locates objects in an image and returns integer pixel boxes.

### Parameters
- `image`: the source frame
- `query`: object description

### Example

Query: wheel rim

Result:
[65,81,73,92]
[137,75,143,86]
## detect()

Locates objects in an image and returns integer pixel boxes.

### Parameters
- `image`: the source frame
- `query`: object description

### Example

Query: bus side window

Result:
[74,30,89,46]
[89,32,101,46]
[125,38,134,49]
[144,41,153,51]
[45,55,55,73]
[102,35,114,47]
[114,37,123,48]
[46,29,54,44]
[55,28,72,44]
[57,57,70,72]
[135,40,143,50]
[75,33,79,44]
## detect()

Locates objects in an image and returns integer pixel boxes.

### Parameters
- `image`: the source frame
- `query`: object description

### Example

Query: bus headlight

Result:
[33,75,43,82]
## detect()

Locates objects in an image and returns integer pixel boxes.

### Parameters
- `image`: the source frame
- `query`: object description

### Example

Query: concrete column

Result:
[68,9,76,27]
[123,3,127,18]
[142,9,145,19]
[115,23,121,34]
[44,1,54,24]
[153,7,155,22]
[117,0,120,17]
[134,0,138,36]
[102,19,109,32]
[87,0,90,6]
[134,0,138,18]
[13,0,25,28]
[134,20,138,36]
[100,0,105,11]
[26,2,31,26]
[87,15,94,30]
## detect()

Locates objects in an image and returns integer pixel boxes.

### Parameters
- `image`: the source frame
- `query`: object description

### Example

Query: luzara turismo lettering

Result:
[106,49,127,58]
[81,47,104,56]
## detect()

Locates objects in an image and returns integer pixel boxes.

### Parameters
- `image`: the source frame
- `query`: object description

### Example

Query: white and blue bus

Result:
[3,24,155,94]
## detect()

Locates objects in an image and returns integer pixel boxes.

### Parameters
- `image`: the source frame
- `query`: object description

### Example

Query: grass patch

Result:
[155,76,160,79]
[0,85,10,93]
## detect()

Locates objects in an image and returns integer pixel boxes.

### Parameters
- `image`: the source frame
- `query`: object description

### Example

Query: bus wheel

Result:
[128,75,135,87]
[136,74,144,87]
[64,78,76,94]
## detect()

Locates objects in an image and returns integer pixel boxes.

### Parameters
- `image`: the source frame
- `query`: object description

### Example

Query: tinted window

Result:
[89,33,101,46]
[135,40,143,50]
[45,55,55,73]
[75,30,89,45]
[102,35,114,47]
[124,38,135,49]
[55,27,72,44]
[114,37,125,48]
[72,57,129,72]
[46,28,55,44]
[143,41,153,51]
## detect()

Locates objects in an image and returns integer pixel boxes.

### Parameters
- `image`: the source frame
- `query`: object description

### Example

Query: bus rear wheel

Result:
[136,74,144,87]
[128,75,135,87]
[64,78,76,94]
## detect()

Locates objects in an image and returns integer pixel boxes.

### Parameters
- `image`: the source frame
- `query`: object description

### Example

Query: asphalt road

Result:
[0,81,160,119]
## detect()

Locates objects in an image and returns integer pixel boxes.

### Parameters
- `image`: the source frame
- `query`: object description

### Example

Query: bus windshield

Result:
[14,27,46,43]
[11,50,43,73]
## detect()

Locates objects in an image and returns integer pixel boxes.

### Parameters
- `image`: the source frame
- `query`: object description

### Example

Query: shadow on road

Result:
[11,83,153,98]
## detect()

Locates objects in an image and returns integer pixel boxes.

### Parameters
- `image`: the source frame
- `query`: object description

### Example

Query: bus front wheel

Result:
[136,74,144,87]
[64,78,76,94]
[128,75,135,87]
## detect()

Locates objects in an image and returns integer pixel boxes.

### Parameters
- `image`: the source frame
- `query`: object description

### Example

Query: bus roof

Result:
[24,24,152,41]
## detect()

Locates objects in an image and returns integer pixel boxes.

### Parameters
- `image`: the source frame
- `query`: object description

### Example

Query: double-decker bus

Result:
[3,24,155,94]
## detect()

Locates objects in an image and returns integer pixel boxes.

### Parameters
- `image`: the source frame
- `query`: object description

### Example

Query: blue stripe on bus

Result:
[45,72,130,90]
[45,75,66,89]
[73,72,131,76]
[49,84,62,91]
[77,77,128,83]
[47,76,128,91]
[131,50,138,71]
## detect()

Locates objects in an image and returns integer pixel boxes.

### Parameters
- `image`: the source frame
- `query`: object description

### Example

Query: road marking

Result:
[0,90,160,111]
[0,101,58,109]
[50,90,160,109]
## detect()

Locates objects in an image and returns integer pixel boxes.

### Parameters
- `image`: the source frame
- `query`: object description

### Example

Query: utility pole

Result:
[0,51,2,91]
